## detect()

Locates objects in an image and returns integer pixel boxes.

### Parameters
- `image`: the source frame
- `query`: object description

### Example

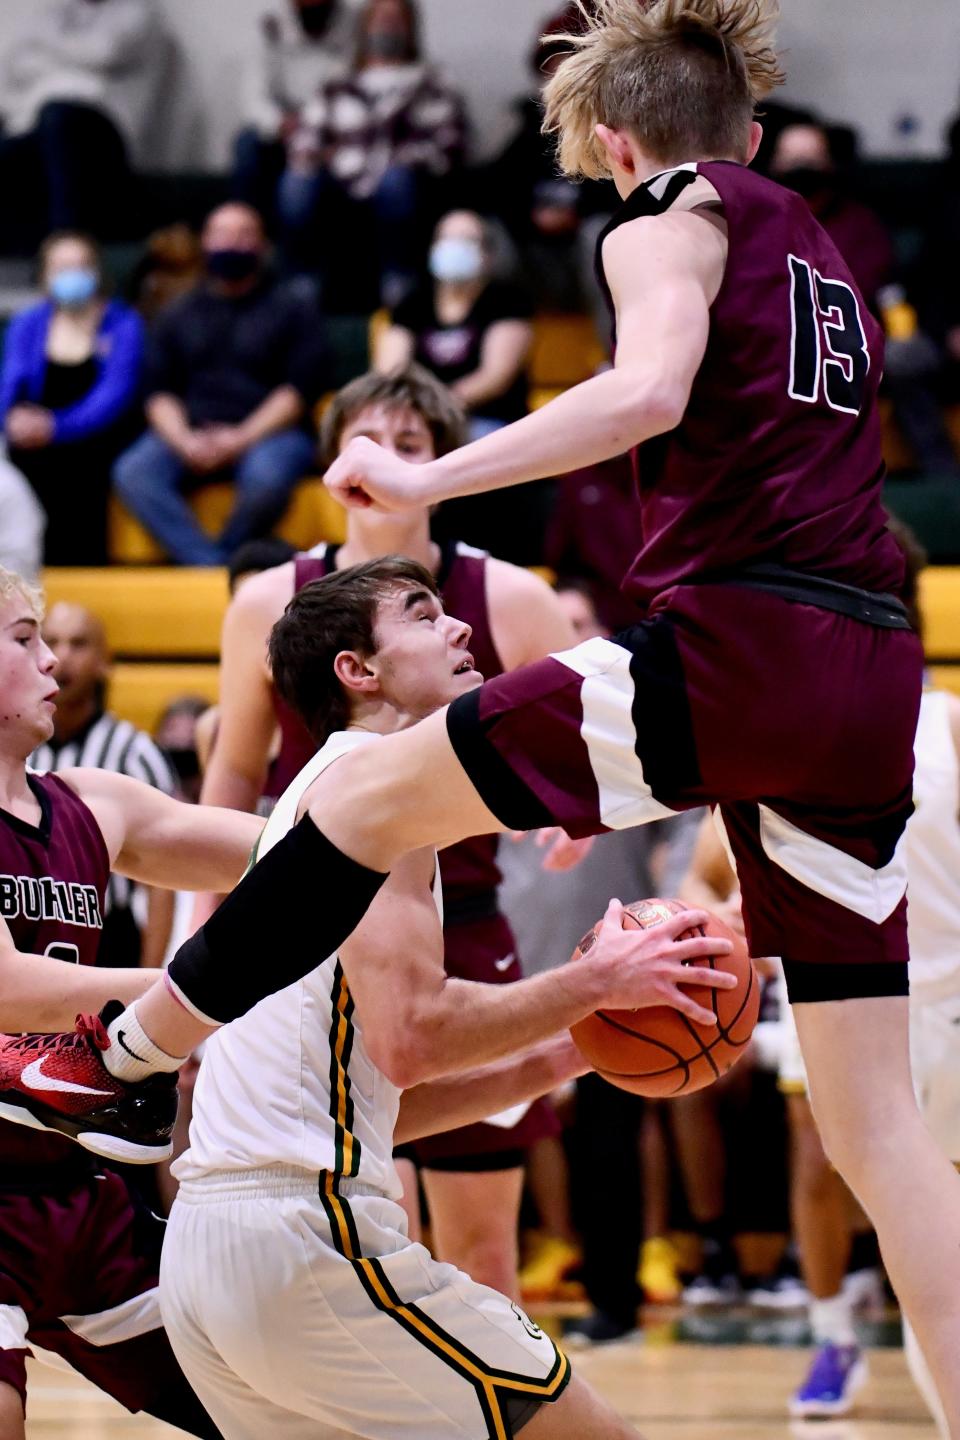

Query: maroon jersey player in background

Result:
[8,1,960,1430]
[0,565,261,1439]
[195,366,575,1300]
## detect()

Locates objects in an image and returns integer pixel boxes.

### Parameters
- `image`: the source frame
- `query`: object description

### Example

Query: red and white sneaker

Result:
[0,1006,178,1163]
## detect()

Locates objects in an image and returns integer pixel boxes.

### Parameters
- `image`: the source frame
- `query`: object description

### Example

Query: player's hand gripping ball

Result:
[569,898,759,1097]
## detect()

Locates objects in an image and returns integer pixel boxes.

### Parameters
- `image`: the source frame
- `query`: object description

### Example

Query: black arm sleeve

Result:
[166,817,386,1025]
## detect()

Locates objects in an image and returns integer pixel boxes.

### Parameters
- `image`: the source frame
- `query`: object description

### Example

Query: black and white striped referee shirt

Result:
[30,711,176,912]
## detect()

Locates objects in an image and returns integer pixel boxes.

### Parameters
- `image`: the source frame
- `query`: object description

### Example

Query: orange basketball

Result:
[568,898,759,1098]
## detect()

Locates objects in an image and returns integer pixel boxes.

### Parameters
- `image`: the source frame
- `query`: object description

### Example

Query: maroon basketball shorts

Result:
[447,583,924,1005]
[412,911,559,1170]
[0,1166,195,1414]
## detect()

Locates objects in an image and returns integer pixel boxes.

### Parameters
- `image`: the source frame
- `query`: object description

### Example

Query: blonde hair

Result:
[0,567,43,622]
[543,0,784,180]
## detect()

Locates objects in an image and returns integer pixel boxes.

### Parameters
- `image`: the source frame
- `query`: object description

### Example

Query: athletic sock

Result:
[103,1002,187,1083]
[810,1291,857,1348]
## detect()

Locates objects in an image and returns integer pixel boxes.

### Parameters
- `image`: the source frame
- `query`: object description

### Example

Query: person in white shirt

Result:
[234,0,363,224]
[159,553,732,1439]
[0,0,166,237]
[0,452,44,580]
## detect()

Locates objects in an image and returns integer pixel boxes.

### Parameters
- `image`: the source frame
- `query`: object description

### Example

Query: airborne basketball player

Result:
[6,0,960,1429]
[198,366,575,1298]
[159,556,733,1440]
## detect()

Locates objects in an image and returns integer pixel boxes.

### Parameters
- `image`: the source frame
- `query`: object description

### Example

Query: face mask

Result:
[429,238,485,284]
[298,2,335,39]
[776,165,837,202]
[49,267,98,308]
[365,31,409,60]
[205,248,261,283]
[165,746,200,784]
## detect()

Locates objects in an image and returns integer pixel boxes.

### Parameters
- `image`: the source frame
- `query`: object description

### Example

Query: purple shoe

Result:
[789,1343,867,1418]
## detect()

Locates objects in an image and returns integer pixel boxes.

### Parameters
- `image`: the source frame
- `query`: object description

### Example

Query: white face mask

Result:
[428,237,485,284]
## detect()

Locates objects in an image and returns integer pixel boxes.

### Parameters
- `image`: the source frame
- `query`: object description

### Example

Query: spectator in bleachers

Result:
[0,230,145,565]
[113,203,327,567]
[130,223,204,324]
[279,0,467,308]
[155,695,212,808]
[772,119,959,480]
[929,109,960,405]
[235,0,363,226]
[376,209,533,439]
[488,4,610,313]
[0,0,167,244]
[769,121,895,308]
[376,210,547,560]
[0,461,45,579]
[30,600,177,969]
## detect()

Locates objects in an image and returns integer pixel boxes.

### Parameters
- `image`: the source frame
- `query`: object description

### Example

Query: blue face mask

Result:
[49,267,99,308]
[428,238,485,284]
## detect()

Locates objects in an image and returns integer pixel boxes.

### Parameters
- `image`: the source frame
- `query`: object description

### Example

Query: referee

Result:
[29,600,176,967]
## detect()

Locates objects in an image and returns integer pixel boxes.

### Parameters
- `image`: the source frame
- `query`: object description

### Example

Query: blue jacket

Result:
[0,299,145,445]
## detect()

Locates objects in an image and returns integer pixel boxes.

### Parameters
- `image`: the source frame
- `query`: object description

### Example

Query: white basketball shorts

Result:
[159,1167,570,1440]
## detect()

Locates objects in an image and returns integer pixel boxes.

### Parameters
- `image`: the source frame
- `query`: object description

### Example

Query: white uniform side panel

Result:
[175,731,437,1200]
[904,690,960,996]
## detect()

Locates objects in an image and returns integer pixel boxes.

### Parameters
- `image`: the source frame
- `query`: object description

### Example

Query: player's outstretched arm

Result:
[324,211,721,515]
[342,872,737,1090]
[0,917,156,1032]
[395,1034,588,1144]
[60,769,264,894]
[200,565,285,817]
[192,565,289,928]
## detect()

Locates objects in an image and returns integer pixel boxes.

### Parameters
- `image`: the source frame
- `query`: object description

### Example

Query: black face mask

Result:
[364,32,410,61]
[165,747,201,784]
[205,248,261,283]
[298,2,335,39]
[777,166,838,203]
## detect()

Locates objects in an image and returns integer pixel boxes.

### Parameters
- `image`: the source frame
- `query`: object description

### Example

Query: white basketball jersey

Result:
[906,690,960,998]
[174,730,442,1199]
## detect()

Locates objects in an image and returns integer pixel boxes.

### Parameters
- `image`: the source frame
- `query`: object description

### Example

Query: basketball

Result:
[568,898,759,1098]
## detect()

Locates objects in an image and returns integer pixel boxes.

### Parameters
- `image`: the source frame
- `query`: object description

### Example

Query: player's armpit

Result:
[61,770,264,892]
[394,1035,588,1144]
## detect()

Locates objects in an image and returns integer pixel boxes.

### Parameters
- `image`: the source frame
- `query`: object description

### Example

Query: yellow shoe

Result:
[519,1235,582,1303]
[639,1236,682,1304]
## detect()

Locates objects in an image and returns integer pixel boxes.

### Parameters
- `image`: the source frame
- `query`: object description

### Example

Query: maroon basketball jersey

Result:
[596,162,903,607]
[0,774,110,1169]
[270,542,506,903]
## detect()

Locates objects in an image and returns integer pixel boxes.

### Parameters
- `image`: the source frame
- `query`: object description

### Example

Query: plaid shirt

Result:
[294,63,467,200]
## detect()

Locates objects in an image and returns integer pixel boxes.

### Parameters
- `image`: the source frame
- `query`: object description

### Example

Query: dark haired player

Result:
[196,364,576,1298]
[0,566,261,1438]
[6,0,960,1427]
[160,555,732,1440]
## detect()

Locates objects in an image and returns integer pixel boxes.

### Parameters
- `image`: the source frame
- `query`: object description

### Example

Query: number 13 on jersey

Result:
[788,253,871,416]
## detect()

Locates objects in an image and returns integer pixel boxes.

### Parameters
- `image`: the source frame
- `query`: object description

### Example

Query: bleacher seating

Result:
[107,311,607,564]
[43,567,228,733]
[41,562,960,733]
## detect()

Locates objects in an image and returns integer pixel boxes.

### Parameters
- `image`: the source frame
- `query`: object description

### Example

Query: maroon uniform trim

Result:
[446,584,922,1003]
[0,774,110,1170]
[595,161,903,607]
